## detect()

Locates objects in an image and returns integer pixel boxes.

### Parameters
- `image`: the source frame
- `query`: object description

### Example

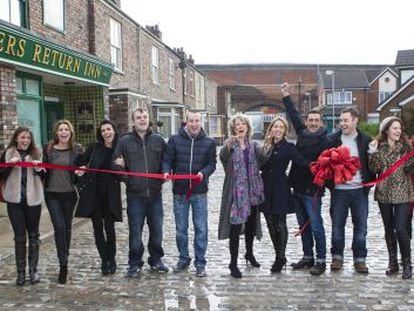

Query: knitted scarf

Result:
[230,140,264,224]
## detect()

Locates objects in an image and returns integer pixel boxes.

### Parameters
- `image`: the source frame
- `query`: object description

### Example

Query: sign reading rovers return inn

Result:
[0,23,112,86]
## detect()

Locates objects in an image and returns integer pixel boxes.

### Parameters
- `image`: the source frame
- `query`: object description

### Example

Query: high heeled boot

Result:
[15,237,26,286]
[28,233,40,284]
[385,234,399,276]
[229,226,242,278]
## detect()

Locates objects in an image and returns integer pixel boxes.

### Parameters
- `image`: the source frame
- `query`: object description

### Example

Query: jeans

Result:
[294,192,326,262]
[7,200,41,242]
[91,190,116,263]
[173,193,208,268]
[45,192,77,266]
[126,194,164,268]
[331,188,368,263]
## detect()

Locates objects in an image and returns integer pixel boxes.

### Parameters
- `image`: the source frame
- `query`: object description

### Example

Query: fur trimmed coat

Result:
[1,147,44,206]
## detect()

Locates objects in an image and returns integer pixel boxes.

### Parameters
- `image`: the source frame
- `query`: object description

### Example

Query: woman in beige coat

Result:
[0,127,44,286]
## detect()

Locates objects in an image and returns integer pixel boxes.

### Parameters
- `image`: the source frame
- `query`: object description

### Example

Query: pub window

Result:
[110,18,122,70]
[43,0,65,32]
[0,0,26,27]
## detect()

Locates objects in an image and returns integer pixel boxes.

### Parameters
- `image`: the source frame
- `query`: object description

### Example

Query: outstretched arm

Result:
[281,82,305,134]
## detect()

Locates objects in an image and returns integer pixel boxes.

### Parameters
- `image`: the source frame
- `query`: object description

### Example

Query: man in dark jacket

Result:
[113,108,168,277]
[281,83,331,275]
[328,107,374,274]
[163,110,216,277]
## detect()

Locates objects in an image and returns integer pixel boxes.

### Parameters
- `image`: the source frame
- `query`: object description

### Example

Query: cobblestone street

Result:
[1,162,414,310]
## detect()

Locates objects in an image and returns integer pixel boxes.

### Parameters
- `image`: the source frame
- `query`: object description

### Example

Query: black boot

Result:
[229,225,242,278]
[15,237,26,286]
[58,264,68,284]
[107,238,117,274]
[28,233,40,284]
[96,239,109,275]
[385,234,399,276]
[244,207,260,268]
[399,233,412,279]
[271,257,287,273]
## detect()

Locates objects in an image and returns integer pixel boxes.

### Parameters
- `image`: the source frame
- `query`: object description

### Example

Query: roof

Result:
[319,69,370,89]
[395,50,414,67]
[376,75,414,111]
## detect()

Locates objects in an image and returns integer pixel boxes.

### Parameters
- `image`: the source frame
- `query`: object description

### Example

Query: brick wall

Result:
[94,0,140,91]
[139,30,183,104]
[28,0,90,53]
[0,63,18,149]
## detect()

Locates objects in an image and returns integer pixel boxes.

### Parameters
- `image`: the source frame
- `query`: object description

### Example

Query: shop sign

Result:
[0,23,113,86]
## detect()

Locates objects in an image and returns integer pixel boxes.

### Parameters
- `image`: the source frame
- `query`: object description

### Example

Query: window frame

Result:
[327,91,352,105]
[43,0,65,33]
[0,0,27,27]
[110,18,123,70]
[168,57,175,90]
[151,46,159,84]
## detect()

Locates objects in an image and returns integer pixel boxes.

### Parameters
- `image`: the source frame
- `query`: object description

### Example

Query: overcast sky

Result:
[121,0,413,65]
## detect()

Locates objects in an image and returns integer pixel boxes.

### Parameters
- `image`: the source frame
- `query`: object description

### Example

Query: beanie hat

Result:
[379,116,400,134]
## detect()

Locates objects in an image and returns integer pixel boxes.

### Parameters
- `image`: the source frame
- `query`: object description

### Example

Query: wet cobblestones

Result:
[0,163,414,310]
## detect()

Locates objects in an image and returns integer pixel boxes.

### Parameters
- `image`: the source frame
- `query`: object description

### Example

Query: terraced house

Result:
[0,0,224,149]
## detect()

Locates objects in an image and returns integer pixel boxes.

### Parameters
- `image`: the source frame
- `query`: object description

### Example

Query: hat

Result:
[379,116,400,134]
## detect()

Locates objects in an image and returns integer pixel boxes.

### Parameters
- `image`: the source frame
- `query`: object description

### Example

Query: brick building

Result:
[377,49,414,135]
[0,0,113,148]
[200,64,388,134]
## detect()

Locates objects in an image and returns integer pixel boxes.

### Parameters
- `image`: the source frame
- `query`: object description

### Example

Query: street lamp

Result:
[305,92,311,112]
[325,70,335,132]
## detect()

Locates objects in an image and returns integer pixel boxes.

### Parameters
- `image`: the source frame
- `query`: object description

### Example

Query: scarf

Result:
[230,140,264,224]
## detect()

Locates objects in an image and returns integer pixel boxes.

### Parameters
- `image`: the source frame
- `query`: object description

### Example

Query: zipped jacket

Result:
[162,127,216,195]
[112,128,166,197]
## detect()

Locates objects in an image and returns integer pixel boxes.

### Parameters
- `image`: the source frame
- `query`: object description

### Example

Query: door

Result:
[16,99,42,146]
[45,101,64,141]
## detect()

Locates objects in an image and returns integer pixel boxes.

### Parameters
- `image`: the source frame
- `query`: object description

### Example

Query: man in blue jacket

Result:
[113,108,168,277]
[281,83,331,275]
[163,110,216,277]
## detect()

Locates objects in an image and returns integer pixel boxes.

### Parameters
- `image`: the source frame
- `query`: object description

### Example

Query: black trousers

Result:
[7,200,41,241]
[91,190,116,263]
[264,213,288,259]
[45,192,77,266]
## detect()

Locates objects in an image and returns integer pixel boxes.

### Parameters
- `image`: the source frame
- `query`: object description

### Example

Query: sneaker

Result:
[309,262,326,276]
[354,262,369,274]
[151,261,169,274]
[173,260,191,273]
[291,258,314,270]
[126,265,141,278]
[195,266,207,277]
[330,259,344,271]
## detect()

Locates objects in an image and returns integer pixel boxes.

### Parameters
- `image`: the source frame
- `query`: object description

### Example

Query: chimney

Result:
[145,24,162,40]
[188,54,194,65]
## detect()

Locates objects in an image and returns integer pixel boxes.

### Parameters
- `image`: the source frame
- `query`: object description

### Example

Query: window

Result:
[110,19,122,70]
[151,46,159,84]
[43,0,65,31]
[379,91,392,103]
[168,58,175,90]
[327,91,352,105]
[0,0,25,27]
[186,70,194,96]
[209,116,222,137]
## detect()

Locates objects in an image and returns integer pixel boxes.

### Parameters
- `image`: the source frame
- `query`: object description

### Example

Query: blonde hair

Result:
[228,113,252,137]
[50,119,75,150]
[264,116,289,147]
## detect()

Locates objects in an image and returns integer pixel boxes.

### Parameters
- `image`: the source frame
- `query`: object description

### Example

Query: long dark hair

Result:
[96,120,118,147]
[6,126,40,157]
[378,117,411,153]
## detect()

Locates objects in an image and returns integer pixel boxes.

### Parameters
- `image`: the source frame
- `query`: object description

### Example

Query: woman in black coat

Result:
[76,120,122,275]
[261,117,309,273]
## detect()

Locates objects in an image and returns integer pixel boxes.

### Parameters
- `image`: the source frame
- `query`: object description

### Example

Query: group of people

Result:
[1,83,413,287]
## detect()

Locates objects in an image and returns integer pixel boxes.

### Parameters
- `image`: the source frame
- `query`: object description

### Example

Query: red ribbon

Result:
[0,162,201,198]
[295,147,414,237]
